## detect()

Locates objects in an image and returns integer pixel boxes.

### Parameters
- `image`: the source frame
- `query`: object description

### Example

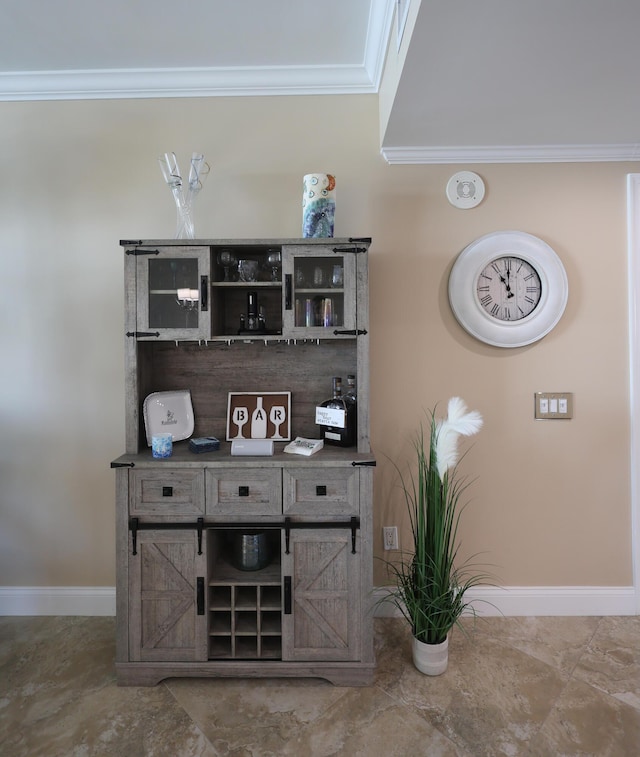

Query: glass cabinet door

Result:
[135,247,210,340]
[282,246,356,337]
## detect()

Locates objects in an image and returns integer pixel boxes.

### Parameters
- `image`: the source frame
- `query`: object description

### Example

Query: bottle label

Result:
[315,406,346,428]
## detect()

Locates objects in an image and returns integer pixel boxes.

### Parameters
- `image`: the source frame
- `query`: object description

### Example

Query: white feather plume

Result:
[435,397,483,480]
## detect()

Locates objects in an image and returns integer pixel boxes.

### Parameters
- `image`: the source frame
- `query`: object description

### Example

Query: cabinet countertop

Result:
[112,441,375,469]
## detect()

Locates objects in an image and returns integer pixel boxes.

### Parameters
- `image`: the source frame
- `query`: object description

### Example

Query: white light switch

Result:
[535,392,573,420]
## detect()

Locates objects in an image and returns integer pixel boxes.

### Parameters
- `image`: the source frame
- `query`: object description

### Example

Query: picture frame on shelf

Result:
[226,391,291,441]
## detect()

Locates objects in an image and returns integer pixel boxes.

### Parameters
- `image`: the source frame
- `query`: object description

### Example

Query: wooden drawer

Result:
[130,469,205,517]
[205,469,282,518]
[283,467,359,516]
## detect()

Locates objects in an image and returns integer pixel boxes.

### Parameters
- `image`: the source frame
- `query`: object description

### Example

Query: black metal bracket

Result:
[128,516,205,556]
[126,331,161,338]
[128,516,361,556]
[124,247,160,256]
[352,459,376,467]
[332,246,367,254]
[283,516,360,555]
[111,461,135,468]
[332,329,368,336]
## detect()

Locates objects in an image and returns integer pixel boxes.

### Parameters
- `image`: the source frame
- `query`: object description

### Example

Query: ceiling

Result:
[0,0,390,97]
[2,0,639,163]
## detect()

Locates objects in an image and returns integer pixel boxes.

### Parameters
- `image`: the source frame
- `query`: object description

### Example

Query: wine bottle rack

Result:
[209,582,281,659]
[208,530,282,660]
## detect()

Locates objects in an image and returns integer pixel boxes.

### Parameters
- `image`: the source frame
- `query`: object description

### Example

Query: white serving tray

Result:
[143,390,194,446]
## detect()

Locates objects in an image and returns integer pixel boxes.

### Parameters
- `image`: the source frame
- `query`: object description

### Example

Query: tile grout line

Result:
[162,680,219,755]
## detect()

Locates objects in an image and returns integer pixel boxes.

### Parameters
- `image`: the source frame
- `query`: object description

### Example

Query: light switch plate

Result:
[535,392,573,420]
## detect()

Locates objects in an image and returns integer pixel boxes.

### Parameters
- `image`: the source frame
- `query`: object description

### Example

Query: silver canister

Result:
[232,531,272,571]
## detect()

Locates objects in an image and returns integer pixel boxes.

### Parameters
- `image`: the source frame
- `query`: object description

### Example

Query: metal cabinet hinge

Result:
[124,247,160,256]
[333,329,367,336]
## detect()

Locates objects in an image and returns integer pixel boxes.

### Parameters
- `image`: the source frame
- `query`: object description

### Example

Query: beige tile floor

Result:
[1,614,639,756]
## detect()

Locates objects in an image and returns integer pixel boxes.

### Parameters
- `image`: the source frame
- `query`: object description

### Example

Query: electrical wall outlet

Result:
[383,526,398,550]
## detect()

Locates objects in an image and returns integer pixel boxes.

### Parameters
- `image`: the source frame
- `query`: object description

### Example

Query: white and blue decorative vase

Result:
[151,433,173,459]
[302,173,335,238]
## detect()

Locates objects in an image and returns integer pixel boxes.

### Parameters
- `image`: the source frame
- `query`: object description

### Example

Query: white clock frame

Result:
[448,230,568,348]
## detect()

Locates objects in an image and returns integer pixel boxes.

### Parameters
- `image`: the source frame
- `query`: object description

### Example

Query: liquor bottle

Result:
[251,396,267,438]
[345,373,358,439]
[345,374,357,403]
[316,377,356,447]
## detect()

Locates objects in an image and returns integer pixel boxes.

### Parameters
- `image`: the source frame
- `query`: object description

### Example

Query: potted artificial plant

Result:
[383,397,486,675]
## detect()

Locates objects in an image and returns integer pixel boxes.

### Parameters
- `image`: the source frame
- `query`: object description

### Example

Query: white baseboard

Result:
[0,585,636,618]
[0,587,116,616]
[372,585,638,618]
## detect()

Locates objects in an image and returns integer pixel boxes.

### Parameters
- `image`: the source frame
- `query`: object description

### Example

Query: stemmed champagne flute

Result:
[159,152,210,239]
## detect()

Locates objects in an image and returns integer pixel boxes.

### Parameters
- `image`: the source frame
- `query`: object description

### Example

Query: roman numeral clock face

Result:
[448,231,568,348]
[477,257,542,322]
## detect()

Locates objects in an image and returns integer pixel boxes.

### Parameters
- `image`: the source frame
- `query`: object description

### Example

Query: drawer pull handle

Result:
[316,485,327,496]
[238,486,250,497]
[162,486,173,497]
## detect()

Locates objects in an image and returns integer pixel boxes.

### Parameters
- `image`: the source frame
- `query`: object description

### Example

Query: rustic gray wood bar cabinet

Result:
[112,238,375,686]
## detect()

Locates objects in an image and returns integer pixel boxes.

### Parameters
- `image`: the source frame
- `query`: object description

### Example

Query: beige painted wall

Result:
[0,94,634,590]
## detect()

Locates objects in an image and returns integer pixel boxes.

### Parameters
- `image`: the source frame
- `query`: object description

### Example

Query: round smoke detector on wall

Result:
[446,171,485,209]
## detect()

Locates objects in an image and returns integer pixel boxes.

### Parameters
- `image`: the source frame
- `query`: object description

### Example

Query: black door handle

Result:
[196,577,205,615]
[284,576,292,614]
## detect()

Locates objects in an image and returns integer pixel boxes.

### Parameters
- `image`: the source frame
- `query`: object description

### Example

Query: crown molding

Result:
[0,1,394,102]
[381,143,640,165]
[0,64,379,102]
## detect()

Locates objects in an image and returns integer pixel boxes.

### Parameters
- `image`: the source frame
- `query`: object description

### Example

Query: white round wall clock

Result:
[448,230,568,348]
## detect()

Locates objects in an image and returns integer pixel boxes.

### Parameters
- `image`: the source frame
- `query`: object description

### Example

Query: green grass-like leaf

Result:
[380,408,494,645]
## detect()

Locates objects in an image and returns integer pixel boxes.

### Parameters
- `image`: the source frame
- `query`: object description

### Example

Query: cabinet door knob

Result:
[162,486,173,497]
[316,485,327,496]
[238,486,250,497]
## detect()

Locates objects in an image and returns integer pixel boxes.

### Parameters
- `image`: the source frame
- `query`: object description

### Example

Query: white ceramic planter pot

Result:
[412,635,449,676]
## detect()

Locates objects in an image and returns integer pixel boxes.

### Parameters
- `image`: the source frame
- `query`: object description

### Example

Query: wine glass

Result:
[232,406,249,439]
[269,405,287,439]
[267,250,281,282]
[217,250,236,282]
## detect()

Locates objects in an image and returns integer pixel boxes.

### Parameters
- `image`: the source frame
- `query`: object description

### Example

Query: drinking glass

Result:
[217,250,236,281]
[267,250,281,282]
[238,259,259,282]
